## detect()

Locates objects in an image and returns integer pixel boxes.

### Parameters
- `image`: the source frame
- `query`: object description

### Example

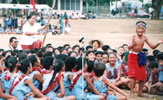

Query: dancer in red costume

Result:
[128,21,163,97]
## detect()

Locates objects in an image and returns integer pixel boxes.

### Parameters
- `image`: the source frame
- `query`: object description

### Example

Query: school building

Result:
[54,0,83,16]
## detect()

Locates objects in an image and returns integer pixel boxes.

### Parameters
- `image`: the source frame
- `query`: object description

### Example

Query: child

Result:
[145,55,155,82]
[105,53,119,83]
[150,53,163,94]
[70,57,104,100]
[62,57,76,96]
[143,61,159,93]
[1,56,18,95]
[95,51,104,63]
[93,62,127,100]
[42,59,75,100]
[128,21,163,97]
[10,58,48,100]
[117,46,125,65]
[116,52,130,88]
[86,50,95,61]
[102,52,109,64]
[28,55,44,89]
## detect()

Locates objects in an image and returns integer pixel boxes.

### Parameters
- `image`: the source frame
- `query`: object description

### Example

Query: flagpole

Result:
[41,0,56,47]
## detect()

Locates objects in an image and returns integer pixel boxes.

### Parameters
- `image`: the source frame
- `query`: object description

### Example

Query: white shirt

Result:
[21,22,41,45]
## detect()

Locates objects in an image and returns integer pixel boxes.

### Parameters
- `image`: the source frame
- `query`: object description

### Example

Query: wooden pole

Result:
[41,0,56,47]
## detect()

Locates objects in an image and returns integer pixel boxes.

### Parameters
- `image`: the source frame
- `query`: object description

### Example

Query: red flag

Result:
[30,0,35,12]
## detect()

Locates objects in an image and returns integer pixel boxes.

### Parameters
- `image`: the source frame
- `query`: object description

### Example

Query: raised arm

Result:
[144,36,163,49]
[128,35,136,50]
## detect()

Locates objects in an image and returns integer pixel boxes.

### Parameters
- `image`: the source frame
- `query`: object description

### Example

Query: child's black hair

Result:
[72,45,80,50]
[86,45,93,51]
[7,56,17,72]
[65,57,76,71]
[102,45,110,51]
[68,51,78,57]
[149,61,158,69]
[43,51,53,58]
[17,52,27,62]
[153,50,160,58]
[87,61,94,72]
[42,56,54,70]
[55,54,68,62]
[157,53,163,60]
[18,58,31,74]
[86,50,94,56]
[142,48,148,52]
[94,62,106,77]
[48,59,64,86]
[95,51,104,56]
[147,55,155,62]
[28,55,38,67]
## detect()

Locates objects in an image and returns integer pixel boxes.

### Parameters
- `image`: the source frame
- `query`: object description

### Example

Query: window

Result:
[66,0,70,10]
[76,0,80,10]
[71,0,75,10]
[61,0,65,10]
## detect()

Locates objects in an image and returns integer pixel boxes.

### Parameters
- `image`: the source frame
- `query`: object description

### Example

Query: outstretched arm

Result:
[145,36,163,49]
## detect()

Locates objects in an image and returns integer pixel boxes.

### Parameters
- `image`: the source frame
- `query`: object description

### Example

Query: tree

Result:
[152,0,163,19]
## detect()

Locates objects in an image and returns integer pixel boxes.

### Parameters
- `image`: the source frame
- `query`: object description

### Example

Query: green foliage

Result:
[143,3,152,11]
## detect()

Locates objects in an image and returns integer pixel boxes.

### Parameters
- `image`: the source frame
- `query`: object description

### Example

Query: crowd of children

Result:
[0,38,162,100]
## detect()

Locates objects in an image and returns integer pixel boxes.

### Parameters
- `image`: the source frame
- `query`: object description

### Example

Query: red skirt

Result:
[128,53,146,81]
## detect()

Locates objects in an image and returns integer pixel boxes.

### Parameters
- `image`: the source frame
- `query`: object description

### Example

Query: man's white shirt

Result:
[21,22,41,45]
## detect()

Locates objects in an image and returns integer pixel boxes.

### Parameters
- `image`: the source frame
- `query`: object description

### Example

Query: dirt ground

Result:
[0,18,163,100]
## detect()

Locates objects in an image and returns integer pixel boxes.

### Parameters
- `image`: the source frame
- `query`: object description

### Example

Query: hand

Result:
[57,93,63,98]
[158,39,163,44]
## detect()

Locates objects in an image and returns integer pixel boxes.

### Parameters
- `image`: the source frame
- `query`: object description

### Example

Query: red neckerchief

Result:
[145,69,151,82]
[69,71,82,91]
[4,72,11,81]
[152,72,159,83]
[159,68,163,72]
[108,68,117,79]
[41,73,62,95]
[40,65,44,69]
[121,64,128,76]
[9,74,27,95]
[42,70,52,74]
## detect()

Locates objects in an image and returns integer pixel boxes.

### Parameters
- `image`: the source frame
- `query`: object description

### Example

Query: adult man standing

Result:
[21,14,47,50]
[6,37,19,51]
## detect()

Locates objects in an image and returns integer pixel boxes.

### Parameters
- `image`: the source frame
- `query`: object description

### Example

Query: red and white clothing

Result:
[21,22,42,50]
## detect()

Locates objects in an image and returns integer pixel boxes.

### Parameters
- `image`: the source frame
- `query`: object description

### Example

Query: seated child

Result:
[116,52,130,88]
[143,61,159,93]
[150,53,163,94]
[105,53,119,83]
[10,58,48,100]
[93,62,127,100]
